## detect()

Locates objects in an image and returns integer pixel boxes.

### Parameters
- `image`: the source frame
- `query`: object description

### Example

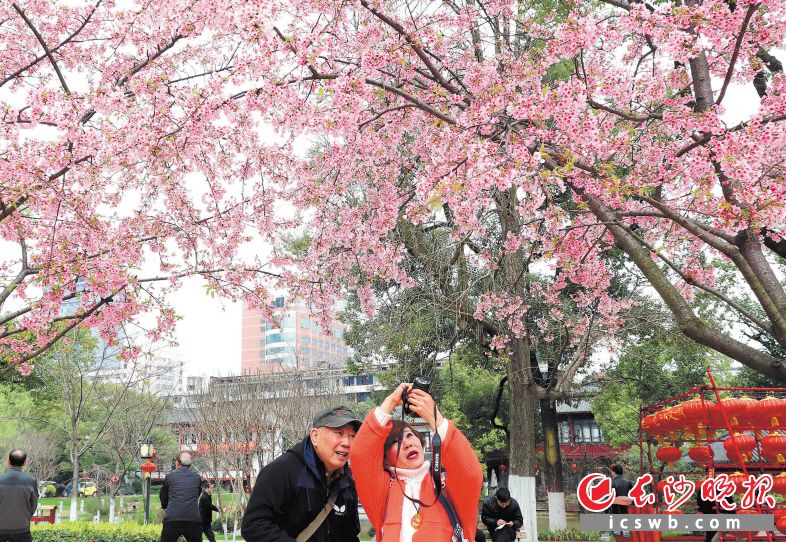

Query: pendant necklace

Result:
[411,501,423,529]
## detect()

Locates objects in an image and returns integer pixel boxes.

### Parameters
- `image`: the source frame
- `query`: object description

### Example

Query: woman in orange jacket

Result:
[350,383,483,542]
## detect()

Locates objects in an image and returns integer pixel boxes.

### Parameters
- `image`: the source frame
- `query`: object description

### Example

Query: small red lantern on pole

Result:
[729,472,747,495]
[761,433,786,464]
[758,397,786,428]
[773,473,786,496]
[777,516,786,535]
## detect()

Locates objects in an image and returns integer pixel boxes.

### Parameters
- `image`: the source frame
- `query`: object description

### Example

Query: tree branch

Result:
[12,3,71,95]
[716,4,758,106]
[0,1,101,89]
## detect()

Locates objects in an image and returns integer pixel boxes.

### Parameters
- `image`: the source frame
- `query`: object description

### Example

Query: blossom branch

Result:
[615,216,771,333]
[716,4,759,106]
[588,99,663,122]
[12,3,71,95]
[0,1,99,89]
[358,0,469,102]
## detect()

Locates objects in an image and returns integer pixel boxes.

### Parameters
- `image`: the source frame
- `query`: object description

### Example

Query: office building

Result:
[241,296,350,374]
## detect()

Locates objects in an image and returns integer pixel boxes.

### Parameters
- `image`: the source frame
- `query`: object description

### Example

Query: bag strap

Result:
[296,486,340,542]
[438,494,465,542]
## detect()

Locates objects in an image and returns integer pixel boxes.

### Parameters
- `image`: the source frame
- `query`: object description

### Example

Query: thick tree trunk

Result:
[508,340,539,542]
[540,397,567,530]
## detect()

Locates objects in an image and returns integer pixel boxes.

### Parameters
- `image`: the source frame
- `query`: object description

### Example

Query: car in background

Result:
[77,480,98,497]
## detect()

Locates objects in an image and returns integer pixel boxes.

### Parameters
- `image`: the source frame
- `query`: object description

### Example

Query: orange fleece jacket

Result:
[350,410,483,542]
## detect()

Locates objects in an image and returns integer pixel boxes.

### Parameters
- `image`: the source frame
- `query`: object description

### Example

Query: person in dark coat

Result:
[199,484,220,542]
[481,487,524,542]
[0,449,38,542]
[159,452,202,542]
[241,406,362,542]
[609,464,634,542]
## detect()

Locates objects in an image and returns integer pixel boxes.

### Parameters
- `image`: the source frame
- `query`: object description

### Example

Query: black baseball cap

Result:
[312,406,362,431]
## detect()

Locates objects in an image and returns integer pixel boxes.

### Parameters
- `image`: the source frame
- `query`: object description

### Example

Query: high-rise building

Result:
[241,297,350,374]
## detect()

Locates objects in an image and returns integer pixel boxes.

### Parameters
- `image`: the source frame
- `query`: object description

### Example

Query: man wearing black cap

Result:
[241,406,361,542]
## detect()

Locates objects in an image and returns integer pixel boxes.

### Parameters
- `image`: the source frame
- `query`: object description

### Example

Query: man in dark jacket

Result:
[159,452,202,542]
[0,449,38,542]
[481,487,524,542]
[241,406,362,542]
[199,484,220,542]
[609,464,634,542]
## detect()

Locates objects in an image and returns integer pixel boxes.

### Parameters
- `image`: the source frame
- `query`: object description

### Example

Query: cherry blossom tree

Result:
[4,3,786,528]
[0,1,286,373]
[235,0,786,532]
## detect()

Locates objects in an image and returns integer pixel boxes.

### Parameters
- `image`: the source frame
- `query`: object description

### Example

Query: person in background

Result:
[0,449,37,542]
[481,487,524,542]
[609,464,634,542]
[159,452,202,542]
[199,483,220,542]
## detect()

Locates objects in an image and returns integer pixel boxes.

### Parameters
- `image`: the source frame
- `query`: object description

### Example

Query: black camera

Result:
[402,376,431,416]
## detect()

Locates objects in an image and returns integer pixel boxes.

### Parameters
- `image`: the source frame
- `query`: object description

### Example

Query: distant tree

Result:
[33,330,152,520]
[591,321,733,448]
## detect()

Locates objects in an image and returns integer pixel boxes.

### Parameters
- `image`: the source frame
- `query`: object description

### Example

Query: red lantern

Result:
[729,472,747,494]
[140,460,156,474]
[641,414,657,436]
[723,433,757,462]
[724,397,758,428]
[657,406,686,440]
[761,433,786,464]
[656,480,670,494]
[777,516,786,535]
[773,473,786,496]
[758,397,786,428]
[687,446,713,466]
[774,507,786,521]
[656,446,682,467]
[652,409,674,441]
[680,398,713,437]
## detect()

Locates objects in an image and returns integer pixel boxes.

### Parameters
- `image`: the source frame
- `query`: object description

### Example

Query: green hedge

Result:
[538,528,603,541]
[32,522,160,542]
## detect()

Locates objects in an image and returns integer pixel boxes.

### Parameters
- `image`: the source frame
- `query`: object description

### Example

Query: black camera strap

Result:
[429,403,443,499]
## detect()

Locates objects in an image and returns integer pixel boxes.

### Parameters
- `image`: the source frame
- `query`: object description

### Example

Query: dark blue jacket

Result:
[160,466,201,523]
[0,466,38,534]
[241,437,360,542]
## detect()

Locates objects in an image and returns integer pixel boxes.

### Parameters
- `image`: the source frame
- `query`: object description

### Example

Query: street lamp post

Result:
[139,439,156,525]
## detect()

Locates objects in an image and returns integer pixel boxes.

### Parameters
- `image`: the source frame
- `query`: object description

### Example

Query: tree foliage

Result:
[591,322,733,448]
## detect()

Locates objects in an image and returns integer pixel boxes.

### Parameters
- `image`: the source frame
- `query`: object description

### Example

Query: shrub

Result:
[211,518,226,534]
[44,484,56,498]
[32,522,160,542]
[538,528,603,541]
